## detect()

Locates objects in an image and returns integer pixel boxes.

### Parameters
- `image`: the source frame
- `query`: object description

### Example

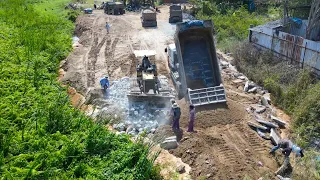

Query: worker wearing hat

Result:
[169,99,176,123]
[100,76,110,99]
[172,103,181,131]
[270,139,304,175]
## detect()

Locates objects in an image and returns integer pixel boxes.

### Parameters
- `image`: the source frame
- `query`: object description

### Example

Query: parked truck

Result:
[169,4,182,23]
[141,8,157,27]
[165,20,226,106]
[104,2,125,15]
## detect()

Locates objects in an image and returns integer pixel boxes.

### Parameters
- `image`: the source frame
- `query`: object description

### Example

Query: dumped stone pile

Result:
[218,54,287,146]
[93,76,173,136]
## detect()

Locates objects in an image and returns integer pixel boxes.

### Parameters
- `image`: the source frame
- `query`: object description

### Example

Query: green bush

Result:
[193,2,280,50]
[0,0,159,179]
[292,150,320,180]
[293,83,320,146]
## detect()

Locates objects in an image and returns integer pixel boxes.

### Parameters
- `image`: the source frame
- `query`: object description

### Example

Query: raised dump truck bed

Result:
[168,20,226,106]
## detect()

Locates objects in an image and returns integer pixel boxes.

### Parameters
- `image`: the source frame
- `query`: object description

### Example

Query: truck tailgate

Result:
[188,85,226,106]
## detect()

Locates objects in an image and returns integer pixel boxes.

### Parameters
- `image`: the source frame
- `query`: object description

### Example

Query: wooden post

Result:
[302,41,307,69]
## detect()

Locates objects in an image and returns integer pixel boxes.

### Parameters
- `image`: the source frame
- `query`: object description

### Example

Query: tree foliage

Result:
[192,0,280,50]
[307,0,320,39]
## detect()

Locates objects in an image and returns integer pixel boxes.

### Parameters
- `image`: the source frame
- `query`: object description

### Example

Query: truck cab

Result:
[165,44,183,98]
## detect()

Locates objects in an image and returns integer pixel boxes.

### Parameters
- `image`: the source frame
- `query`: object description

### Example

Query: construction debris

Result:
[244,81,250,92]
[270,128,281,145]
[261,93,271,106]
[160,136,178,150]
[248,87,257,93]
[220,60,229,69]
[251,104,267,114]
[256,119,279,129]
[277,175,291,180]
[257,129,271,140]
[271,115,287,128]
[176,164,186,173]
[247,121,268,132]
[238,76,247,80]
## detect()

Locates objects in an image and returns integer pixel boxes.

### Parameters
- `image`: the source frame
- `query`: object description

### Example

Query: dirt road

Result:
[62,5,279,179]
[62,7,175,95]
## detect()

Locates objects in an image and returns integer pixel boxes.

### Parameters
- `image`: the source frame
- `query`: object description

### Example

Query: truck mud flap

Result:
[187,85,226,106]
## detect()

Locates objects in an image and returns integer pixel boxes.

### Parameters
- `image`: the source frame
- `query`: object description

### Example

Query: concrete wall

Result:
[249,26,320,75]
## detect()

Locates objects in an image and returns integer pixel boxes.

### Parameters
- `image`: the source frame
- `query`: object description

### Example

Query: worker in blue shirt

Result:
[106,22,110,34]
[100,76,110,99]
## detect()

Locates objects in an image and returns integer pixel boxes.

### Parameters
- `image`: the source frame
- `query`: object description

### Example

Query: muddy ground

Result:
[61,5,283,180]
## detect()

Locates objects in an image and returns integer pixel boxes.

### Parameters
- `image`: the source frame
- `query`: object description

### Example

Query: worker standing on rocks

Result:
[106,22,110,34]
[172,103,181,131]
[100,76,110,99]
[187,104,196,132]
[269,139,304,175]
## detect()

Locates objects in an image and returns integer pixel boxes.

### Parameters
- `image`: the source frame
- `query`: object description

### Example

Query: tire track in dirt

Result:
[235,123,269,152]
[105,37,119,77]
[86,34,107,87]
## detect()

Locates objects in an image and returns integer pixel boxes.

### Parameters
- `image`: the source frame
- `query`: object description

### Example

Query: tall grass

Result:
[0,0,159,179]
[193,2,280,51]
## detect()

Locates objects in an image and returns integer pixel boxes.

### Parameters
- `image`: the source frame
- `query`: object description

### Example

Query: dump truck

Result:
[141,8,157,27]
[165,20,226,106]
[104,2,125,15]
[127,50,174,108]
[169,4,182,23]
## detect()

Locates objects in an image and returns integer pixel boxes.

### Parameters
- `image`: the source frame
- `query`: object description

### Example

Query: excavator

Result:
[127,50,174,108]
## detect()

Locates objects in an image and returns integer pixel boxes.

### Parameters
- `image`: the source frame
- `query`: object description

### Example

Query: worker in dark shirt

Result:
[136,64,143,92]
[142,55,151,72]
[270,139,304,175]
[171,103,181,131]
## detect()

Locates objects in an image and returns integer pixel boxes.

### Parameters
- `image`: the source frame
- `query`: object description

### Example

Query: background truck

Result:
[104,2,125,15]
[165,20,226,106]
[169,4,182,23]
[141,8,157,27]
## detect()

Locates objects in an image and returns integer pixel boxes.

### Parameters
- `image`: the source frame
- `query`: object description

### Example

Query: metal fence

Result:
[249,26,320,75]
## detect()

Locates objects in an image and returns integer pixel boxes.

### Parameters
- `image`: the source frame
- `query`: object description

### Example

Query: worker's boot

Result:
[275,156,291,176]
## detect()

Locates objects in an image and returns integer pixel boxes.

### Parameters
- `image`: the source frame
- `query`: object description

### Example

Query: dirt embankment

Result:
[61,5,282,180]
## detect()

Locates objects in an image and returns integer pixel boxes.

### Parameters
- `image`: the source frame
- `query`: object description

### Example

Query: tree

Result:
[306,0,320,39]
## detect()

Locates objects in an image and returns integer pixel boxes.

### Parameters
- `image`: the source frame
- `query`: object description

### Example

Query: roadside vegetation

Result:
[232,42,320,179]
[0,0,160,179]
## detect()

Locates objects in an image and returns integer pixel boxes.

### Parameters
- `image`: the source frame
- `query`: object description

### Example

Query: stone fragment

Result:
[271,115,287,128]
[244,81,249,92]
[176,165,185,173]
[160,139,178,150]
[270,128,280,145]
[248,87,257,93]
[238,76,246,80]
